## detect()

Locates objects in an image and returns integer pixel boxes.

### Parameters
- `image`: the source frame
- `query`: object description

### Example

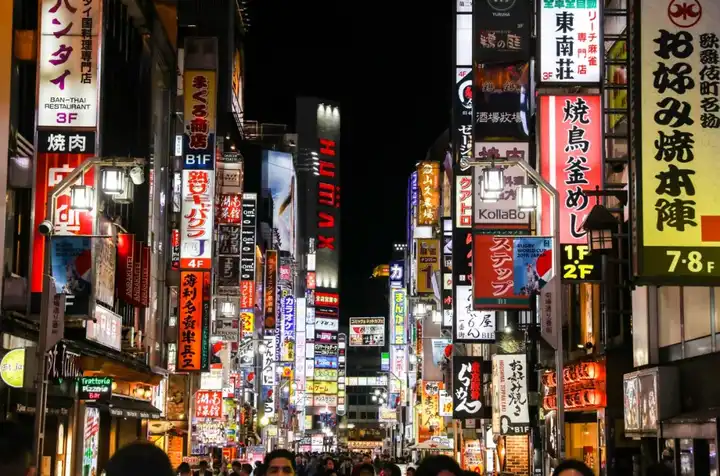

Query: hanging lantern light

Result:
[112,174,135,204]
[69,185,94,211]
[100,166,125,195]
[582,204,620,253]
[517,183,538,212]
[482,165,505,193]
[479,176,500,202]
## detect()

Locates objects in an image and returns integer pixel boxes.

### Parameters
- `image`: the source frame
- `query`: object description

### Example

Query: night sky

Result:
[244,1,452,318]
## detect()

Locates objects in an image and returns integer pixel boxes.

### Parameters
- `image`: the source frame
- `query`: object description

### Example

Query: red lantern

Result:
[247,371,255,383]
[444,344,453,358]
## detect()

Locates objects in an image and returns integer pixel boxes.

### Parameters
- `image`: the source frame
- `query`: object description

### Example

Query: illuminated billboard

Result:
[262,151,296,254]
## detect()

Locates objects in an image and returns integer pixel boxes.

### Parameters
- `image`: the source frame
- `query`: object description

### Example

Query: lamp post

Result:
[467,158,565,459]
[32,157,143,469]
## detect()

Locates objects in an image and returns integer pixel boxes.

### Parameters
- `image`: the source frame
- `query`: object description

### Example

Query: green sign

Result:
[78,376,113,402]
[0,348,25,388]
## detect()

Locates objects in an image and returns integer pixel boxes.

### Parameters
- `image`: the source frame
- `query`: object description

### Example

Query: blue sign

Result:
[512,237,553,296]
[389,261,404,288]
[314,356,338,369]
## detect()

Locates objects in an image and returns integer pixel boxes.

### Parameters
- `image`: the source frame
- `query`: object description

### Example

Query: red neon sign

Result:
[317,138,340,252]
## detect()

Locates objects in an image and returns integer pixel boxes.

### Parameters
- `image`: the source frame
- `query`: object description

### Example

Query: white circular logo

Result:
[486,0,517,12]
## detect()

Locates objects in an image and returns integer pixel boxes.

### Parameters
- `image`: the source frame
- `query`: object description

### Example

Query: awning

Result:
[10,389,74,416]
[92,397,162,419]
[661,408,720,439]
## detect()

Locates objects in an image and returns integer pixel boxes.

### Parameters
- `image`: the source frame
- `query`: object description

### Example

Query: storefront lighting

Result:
[382,392,388,399]
[374,389,381,396]
[582,204,619,253]
[260,415,270,426]
[482,165,504,193]
[517,183,538,211]
[220,301,236,316]
[100,167,125,195]
[479,177,500,203]
[111,381,118,391]
[258,343,267,353]
[144,388,152,398]
[69,185,94,211]
[135,387,145,398]
[283,385,290,394]
[371,395,378,402]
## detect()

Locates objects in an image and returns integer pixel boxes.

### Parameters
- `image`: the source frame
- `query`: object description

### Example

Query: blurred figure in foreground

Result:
[0,420,34,476]
[105,442,174,476]
[552,460,594,476]
[646,462,674,476]
[405,467,416,476]
[265,449,296,476]
[178,462,193,476]
[416,456,462,476]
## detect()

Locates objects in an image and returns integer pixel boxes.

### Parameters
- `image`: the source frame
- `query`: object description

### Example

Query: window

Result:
[360,412,367,420]
[349,395,357,405]
[348,412,356,420]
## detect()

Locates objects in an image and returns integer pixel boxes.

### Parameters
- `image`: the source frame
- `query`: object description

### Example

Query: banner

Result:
[493,354,530,435]
[452,356,485,420]
[637,0,720,284]
[50,236,91,316]
[349,317,385,346]
[389,289,407,345]
[512,237,553,296]
[264,251,278,334]
[474,63,530,140]
[539,95,603,244]
[177,271,211,372]
[93,236,115,309]
[454,285,496,343]
[417,162,441,227]
[473,234,530,310]
[453,69,474,170]
[241,193,257,308]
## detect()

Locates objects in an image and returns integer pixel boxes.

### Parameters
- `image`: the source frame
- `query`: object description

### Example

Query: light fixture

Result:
[144,388,152,398]
[291,382,297,390]
[517,184,538,212]
[382,393,388,399]
[111,381,118,391]
[135,387,145,398]
[70,185,94,211]
[374,389,381,396]
[220,301,236,316]
[260,415,270,426]
[258,343,267,353]
[100,167,125,195]
[372,395,378,402]
[482,165,505,193]
[582,204,620,253]
[283,385,290,394]
[112,174,134,204]
[479,176,501,203]
[504,325,513,334]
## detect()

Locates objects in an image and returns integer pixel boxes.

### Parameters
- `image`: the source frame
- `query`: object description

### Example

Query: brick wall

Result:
[504,435,529,475]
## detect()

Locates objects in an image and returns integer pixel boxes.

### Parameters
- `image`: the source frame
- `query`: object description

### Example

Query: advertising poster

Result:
[262,151,296,253]
[512,237,553,296]
[473,234,529,310]
[349,317,385,346]
[539,95,603,245]
[452,356,485,419]
[636,0,720,283]
[50,236,92,316]
[93,236,115,308]
[82,407,100,476]
[474,63,531,140]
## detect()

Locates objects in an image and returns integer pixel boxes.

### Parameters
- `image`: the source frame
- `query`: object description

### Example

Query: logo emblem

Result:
[668,0,702,28]
[486,0,517,12]
[458,78,473,110]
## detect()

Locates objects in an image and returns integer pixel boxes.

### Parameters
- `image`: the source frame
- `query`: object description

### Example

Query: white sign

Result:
[493,354,530,435]
[315,318,339,332]
[456,175,473,228]
[86,306,121,351]
[349,317,385,346]
[540,276,558,350]
[454,285,496,342]
[261,335,275,386]
[38,0,101,127]
[390,345,407,377]
[539,1,602,84]
[305,358,314,378]
[295,331,306,383]
[473,143,530,227]
[439,390,453,417]
[313,394,337,407]
[180,169,215,268]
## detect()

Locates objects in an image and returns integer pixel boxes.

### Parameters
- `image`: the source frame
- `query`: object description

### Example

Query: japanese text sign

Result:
[454,285,496,343]
[194,390,222,419]
[241,193,257,308]
[389,289,407,345]
[183,70,216,170]
[389,260,404,288]
[416,238,440,295]
[349,317,385,346]
[38,0,101,127]
[455,174,473,228]
[540,95,603,244]
[280,295,296,362]
[637,0,720,283]
[539,0,602,84]
[452,356,485,419]
[180,169,215,269]
[493,354,530,435]
[217,194,242,224]
[473,234,530,310]
[416,161,440,226]
[177,271,210,372]
[264,251,278,334]
[474,0,531,64]
[454,68,474,171]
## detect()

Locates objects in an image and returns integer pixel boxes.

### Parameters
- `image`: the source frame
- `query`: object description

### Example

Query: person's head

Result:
[646,462,674,476]
[232,461,243,472]
[105,442,174,476]
[362,455,373,465]
[178,463,192,476]
[325,458,335,470]
[552,460,594,476]
[200,461,209,471]
[380,463,401,476]
[416,455,462,476]
[356,463,375,476]
[264,450,296,476]
[406,467,416,476]
[242,463,254,476]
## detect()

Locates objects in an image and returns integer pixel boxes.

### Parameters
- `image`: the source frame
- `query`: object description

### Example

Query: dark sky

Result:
[244,1,452,318]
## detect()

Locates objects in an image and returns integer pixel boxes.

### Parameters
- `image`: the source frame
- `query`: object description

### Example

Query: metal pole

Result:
[467,159,565,459]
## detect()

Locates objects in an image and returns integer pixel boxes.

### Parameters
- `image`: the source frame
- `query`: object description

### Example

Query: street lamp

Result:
[479,176,500,202]
[468,157,565,459]
[69,184,94,211]
[372,395,378,402]
[517,184,538,212]
[100,166,125,195]
[582,204,620,253]
[374,389,381,396]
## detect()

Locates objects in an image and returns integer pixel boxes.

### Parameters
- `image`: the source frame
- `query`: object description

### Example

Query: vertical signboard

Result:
[452,356,485,419]
[473,0,531,64]
[389,289,407,345]
[473,234,530,310]
[539,95,603,245]
[442,220,453,327]
[315,112,341,290]
[241,193,257,309]
[636,0,720,284]
[38,0,101,127]
[538,0,602,85]
[493,354,530,435]
[473,63,531,141]
[180,69,217,270]
[264,250,278,335]
[416,161,441,227]
[177,271,210,372]
[416,239,440,295]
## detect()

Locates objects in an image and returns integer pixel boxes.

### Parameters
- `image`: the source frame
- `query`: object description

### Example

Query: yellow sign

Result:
[416,239,440,294]
[639,5,720,283]
[314,369,338,381]
[417,161,440,226]
[241,312,254,337]
[0,348,25,388]
[607,40,627,130]
[308,381,338,395]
